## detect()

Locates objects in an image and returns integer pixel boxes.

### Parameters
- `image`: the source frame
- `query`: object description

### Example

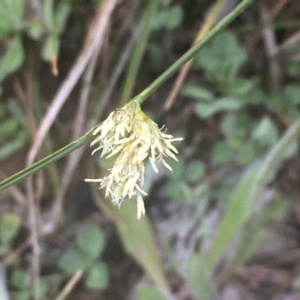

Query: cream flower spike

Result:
[85,102,183,219]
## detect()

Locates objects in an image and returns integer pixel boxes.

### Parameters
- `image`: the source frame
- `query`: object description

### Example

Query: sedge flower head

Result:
[85,102,183,219]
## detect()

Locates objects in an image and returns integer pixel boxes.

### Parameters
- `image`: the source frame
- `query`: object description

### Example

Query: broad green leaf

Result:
[206,166,260,269]
[181,84,214,101]
[76,222,105,259]
[1,0,23,29]
[186,253,217,300]
[252,117,278,146]
[165,5,183,29]
[54,3,71,35]
[25,20,44,39]
[136,285,168,300]
[185,160,206,183]
[0,213,21,245]
[85,262,108,290]
[212,141,235,163]
[192,183,209,201]
[207,119,300,270]
[194,31,246,80]
[161,0,172,7]
[11,291,30,300]
[221,113,238,136]
[164,181,190,202]
[10,0,23,25]
[2,35,24,75]
[151,4,182,31]
[0,6,13,37]
[0,118,19,138]
[223,78,256,96]
[195,98,241,118]
[282,84,300,105]
[42,35,59,61]
[43,0,54,31]
[92,191,168,290]
[59,249,92,274]
[11,269,27,289]
[237,144,257,165]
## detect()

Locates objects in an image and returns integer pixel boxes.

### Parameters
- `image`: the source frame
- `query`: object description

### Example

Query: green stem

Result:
[0,0,251,191]
[0,128,96,191]
[133,0,252,105]
[119,0,160,106]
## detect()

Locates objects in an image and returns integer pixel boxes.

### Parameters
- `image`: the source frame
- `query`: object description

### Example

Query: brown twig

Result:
[54,270,83,300]
[259,2,281,93]
[247,0,288,57]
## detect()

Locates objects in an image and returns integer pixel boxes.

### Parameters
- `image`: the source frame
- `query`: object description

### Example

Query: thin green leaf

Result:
[92,191,168,290]
[136,285,168,300]
[220,195,288,285]
[2,35,24,75]
[43,0,54,31]
[207,119,300,270]
[1,0,23,29]
[42,35,59,61]
[0,213,21,245]
[187,253,217,300]
[54,3,71,35]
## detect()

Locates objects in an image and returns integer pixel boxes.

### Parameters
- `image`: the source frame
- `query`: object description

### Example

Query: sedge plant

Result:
[0,0,252,218]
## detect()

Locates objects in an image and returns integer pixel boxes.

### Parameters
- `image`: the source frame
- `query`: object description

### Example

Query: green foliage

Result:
[106,199,168,289]
[0,213,21,256]
[181,84,214,101]
[41,1,71,61]
[0,213,20,245]
[207,119,300,270]
[195,97,242,118]
[281,84,300,120]
[0,99,29,160]
[173,28,300,296]
[59,249,92,273]
[85,262,108,290]
[151,1,183,30]
[0,0,71,85]
[136,285,168,300]
[59,222,108,291]
[76,222,105,259]
[186,253,217,300]
[220,194,288,285]
[1,35,24,76]
[194,31,246,84]
[10,269,48,300]
[164,157,208,203]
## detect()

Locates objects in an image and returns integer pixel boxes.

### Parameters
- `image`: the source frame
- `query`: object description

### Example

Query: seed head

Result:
[85,102,183,219]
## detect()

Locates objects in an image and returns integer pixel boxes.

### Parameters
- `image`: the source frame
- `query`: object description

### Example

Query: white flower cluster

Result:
[85,102,182,219]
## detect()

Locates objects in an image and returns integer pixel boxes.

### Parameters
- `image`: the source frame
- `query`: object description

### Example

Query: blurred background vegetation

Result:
[1,0,300,299]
